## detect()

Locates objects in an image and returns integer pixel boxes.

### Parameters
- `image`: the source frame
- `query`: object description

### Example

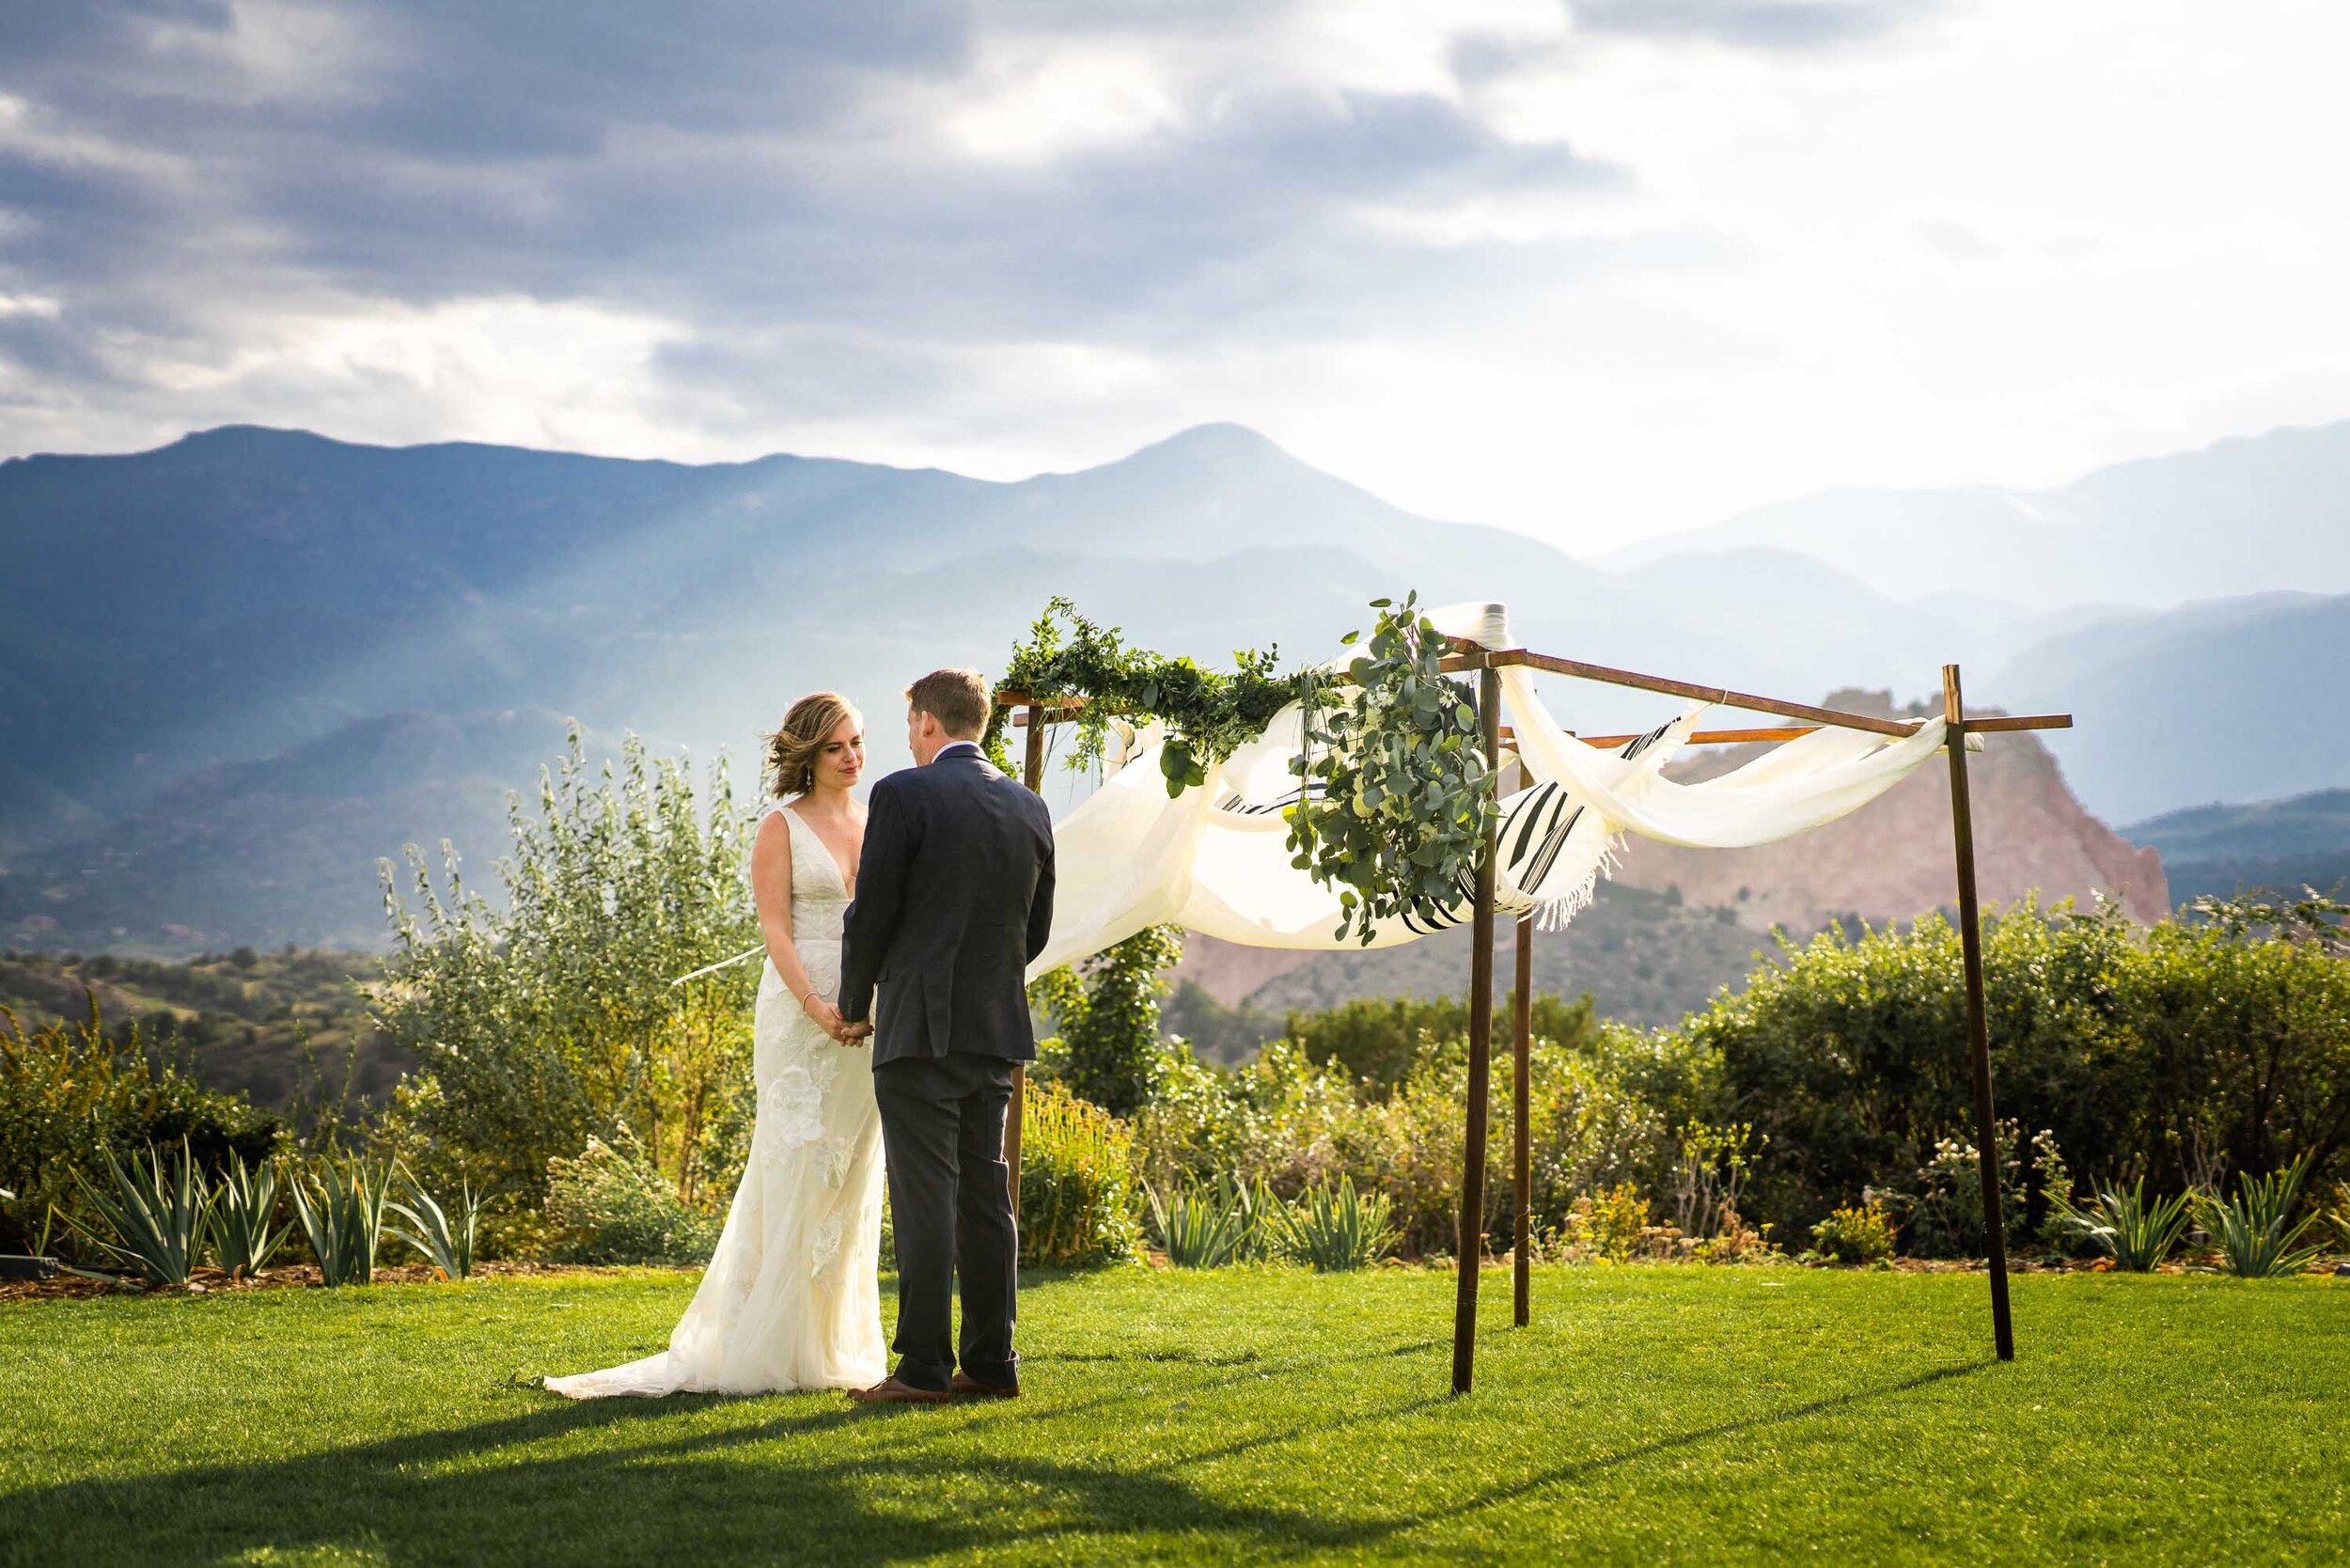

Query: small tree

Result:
[1035,925,1184,1118]
[376,730,760,1211]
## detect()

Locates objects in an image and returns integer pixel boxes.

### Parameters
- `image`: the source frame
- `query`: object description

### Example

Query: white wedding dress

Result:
[546,807,888,1398]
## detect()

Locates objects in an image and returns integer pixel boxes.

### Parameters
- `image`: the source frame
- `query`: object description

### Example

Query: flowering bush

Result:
[544,1129,719,1266]
[1810,1200,1896,1265]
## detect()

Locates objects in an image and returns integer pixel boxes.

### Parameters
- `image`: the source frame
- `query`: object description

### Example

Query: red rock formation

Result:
[1613,692,2168,931]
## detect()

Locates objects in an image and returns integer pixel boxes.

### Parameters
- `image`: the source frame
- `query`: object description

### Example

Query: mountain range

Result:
[4,417,2346,956]
[1603,419,2350,609]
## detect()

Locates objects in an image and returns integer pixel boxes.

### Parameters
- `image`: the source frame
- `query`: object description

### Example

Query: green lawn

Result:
[4,1265,2344,1565]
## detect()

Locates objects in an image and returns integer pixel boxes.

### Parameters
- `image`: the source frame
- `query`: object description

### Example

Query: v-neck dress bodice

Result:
[780,806,851,946]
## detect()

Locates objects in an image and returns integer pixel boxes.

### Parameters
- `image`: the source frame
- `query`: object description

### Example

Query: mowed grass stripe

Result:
[3,1266,2343,1565]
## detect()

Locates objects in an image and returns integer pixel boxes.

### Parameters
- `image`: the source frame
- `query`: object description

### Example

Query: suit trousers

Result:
[872,1050,1020,1392]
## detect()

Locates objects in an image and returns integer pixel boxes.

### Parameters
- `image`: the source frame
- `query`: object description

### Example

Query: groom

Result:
[837,667,1056,1405]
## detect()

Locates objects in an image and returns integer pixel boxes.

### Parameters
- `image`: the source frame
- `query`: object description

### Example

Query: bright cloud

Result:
[2,0,2345,550]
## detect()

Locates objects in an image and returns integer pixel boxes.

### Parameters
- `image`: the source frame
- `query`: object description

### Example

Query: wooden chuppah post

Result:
[1007,701,1048,1214]
[1942,665,2015,1361]
[1513,907,1533,1328]
[1502,750,1532,1330]
[1451,661,1504,1394]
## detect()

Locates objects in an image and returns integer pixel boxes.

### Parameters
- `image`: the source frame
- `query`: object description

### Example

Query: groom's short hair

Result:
[906,667,991,739]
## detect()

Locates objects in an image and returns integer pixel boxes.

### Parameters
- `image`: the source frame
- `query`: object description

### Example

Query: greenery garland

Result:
[986,591,1496,949]
[1285,593,1498,946]
[983,597,1304,795]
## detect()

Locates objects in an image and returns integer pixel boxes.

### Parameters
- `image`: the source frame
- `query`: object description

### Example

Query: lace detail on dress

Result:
[758,1049,842,1169]
[810,1213,845,1281]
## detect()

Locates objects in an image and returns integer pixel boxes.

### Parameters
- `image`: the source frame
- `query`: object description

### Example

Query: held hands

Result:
[803,993,872,1046]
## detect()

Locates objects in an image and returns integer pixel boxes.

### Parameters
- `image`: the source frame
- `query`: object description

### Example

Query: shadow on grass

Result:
[1368,1360,1992,1542]
[3,1352,1992,1566]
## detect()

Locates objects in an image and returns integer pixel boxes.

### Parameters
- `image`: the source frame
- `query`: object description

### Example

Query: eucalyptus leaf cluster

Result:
[1285,592,1497,946]
[984,596,1298,795]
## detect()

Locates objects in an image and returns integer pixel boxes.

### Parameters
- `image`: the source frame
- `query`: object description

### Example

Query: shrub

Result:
[2050,1176,2192,1272]
[2196,1152,2325,1278]
[2124,895,2350,1191]
[376,732,762,1215]
[1280,992,1599,1090]
[207,1152,294,1276]
[68,1141,213,1286]
[1134,1039,1362,1201]
[1668,1120,1770,1254]
[1692,898,2350,1243]
[1693,1205,1774,1264]
[1018,1079,1142,1267]
[1,1004,282,1259]
[1672,1122,1776,1262]
[1133,1009,1699,1260]
[1811,1200,1895,1265]
[1561,1182,1670,1262]
[1262,1176,1399,1272]
[1032,924,1184,1117]
[1899,1121,2070,1259]
[293,1157,390,1286]
[544,1130,719,1265]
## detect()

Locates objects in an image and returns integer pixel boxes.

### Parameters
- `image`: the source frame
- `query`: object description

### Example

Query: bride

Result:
[546,693,889,1398]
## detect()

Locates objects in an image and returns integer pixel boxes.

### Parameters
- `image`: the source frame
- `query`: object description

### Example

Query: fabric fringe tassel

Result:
[1529,833,1622,933]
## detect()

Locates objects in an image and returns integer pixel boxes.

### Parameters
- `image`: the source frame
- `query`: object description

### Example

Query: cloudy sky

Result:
[4,0,2345,551]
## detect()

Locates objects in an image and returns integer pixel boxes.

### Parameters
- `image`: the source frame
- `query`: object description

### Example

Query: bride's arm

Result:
[751,813,849,1038]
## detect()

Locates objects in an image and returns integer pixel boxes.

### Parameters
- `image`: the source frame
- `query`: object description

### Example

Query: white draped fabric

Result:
[1027,603,1953,979]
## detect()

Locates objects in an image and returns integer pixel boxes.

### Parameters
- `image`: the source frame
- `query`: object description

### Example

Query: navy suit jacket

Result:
[838,745,1057,1067]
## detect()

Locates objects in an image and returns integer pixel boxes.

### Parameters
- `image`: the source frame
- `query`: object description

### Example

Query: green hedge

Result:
[1692,898,2350,1246]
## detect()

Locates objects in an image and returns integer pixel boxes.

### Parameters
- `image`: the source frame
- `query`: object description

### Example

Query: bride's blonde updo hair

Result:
[765,692,860,799]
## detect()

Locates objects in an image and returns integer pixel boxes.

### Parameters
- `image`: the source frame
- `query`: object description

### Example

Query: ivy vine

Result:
[983,597,1303,796]
[1285,592,1498,945]
[987,591,1497,950]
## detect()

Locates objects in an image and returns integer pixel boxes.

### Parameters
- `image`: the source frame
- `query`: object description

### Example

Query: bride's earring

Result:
[802,763,814,793]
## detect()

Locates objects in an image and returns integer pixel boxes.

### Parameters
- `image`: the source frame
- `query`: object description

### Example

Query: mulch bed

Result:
[7,1252,2327,1303]
[0,1260,696,1303]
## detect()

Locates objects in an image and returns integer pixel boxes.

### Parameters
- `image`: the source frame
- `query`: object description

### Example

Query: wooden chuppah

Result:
[1000,644,2069,1393]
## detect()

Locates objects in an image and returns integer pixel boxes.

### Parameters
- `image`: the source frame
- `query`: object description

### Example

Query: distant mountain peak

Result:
[170,424,345,453]
[1088,422,1297,478]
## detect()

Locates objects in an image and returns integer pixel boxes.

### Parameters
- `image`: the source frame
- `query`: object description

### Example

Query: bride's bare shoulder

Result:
[753,806,795,856]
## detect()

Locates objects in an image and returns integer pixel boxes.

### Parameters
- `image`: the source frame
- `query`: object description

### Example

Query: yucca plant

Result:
[1147,1178,1254,1269]
[2195,1152,2324,1278]
[2050,1176,2193,1272]
[207,1153,293,1277]
[1262,1176,1399,1273]
[386,1168,483,1281]
[292,1156,390,1286]
[1231,1176,1279,1263]
[68,1140,213,1286]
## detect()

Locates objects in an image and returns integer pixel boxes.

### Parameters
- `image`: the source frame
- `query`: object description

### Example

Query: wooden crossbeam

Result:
[1006,705,2071,747]
[1446,649,2074,738]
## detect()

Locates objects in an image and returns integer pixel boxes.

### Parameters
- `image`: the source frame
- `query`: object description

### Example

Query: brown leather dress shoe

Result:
[847,1376,949,1405]
[950,1372,1020,1400]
